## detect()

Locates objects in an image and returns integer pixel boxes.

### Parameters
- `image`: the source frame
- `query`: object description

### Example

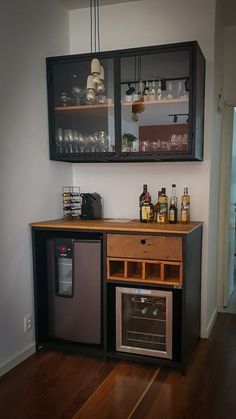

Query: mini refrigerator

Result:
[47,237,101,344]
[116,287,173,359]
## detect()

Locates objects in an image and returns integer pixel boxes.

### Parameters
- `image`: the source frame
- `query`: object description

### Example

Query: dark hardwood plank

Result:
[0,353,115,419]
[72,363,159,419]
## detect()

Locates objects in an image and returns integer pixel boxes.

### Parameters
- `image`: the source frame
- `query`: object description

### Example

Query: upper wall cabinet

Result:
[46,41,205,163]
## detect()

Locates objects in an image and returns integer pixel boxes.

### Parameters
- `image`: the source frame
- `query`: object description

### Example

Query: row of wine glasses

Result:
[55,128,110,153]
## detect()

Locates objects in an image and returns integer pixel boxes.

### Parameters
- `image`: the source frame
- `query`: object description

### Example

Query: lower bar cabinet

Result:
[31,219,203,371]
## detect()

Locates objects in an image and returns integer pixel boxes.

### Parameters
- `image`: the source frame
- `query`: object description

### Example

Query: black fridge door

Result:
[47,239,101,344]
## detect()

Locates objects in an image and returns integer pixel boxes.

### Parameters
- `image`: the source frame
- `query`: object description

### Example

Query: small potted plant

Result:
[122,133,138,151]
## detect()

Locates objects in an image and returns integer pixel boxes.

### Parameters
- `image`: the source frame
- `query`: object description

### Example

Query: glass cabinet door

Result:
[49,56,115,158]
[120,49,191,158]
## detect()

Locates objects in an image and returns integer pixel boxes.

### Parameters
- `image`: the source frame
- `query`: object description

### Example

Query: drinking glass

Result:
[87,134,98,152]
[96,131,109,152]
[63,129,70,153]
[67,129,74,153]
[170,134,180,150]
[72,130,80,152]
[177,80,184,98]
[56,128,63,152]
[166,81,173,99]
[76,133,87,153]
[71,86,82,105]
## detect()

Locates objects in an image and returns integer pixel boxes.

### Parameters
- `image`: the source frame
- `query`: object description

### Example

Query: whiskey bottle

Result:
[140,193,154,223]
[181,187,190,223]
[139,184,150,221]
[157,187,168,223]
[169,184,178,224]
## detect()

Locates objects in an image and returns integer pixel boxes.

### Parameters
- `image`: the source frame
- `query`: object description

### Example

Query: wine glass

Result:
[55,128,63,152]
[76,133,87,153]
[72,130,80,152]
[63,129,70,153]
[96,130,109,152]
[67,129,74,153]
[87,134,98,152]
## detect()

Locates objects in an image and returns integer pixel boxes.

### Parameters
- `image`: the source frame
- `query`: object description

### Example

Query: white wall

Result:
[0,0,72,375]
[69,0,217,337]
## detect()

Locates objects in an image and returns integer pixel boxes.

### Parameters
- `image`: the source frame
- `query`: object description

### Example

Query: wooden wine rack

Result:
[106,257,182,286]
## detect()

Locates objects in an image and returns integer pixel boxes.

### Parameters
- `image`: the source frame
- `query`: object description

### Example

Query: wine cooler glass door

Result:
[116,287,172,359]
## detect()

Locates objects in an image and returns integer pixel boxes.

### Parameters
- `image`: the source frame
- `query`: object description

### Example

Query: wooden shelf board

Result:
[122,98,188,106]
[55,103,114,111]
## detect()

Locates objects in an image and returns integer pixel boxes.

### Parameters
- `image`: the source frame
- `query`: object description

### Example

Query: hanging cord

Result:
[90,0,101,53]
[90,0,93,53]
[96,0,101,52]
[94,0,97,53]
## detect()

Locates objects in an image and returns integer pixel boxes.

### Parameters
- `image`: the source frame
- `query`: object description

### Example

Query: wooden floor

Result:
[1,313,236,419]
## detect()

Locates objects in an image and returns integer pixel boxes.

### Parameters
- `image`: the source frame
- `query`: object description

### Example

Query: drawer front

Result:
[107,234,182,261]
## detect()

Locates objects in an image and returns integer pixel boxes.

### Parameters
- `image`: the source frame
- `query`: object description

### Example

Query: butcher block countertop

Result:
[30,218,203,234]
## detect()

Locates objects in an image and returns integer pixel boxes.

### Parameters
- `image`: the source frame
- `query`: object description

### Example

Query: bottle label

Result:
[169,209,175,222]
[142,206,150,220]
[157,212,167,223]
[181,209,188,222]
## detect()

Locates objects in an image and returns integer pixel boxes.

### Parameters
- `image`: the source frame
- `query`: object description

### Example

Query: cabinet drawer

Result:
[107,234,182,261]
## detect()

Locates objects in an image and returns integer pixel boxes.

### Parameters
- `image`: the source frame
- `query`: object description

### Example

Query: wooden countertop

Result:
[30,218,203,234]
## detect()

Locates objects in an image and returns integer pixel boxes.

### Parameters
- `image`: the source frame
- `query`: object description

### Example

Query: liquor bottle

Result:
[169,184,178,224]
[153,191,161,222]
[157,187,168,223]
[140,193,154,223]
[181,187,190,223]
[139,184,150,221]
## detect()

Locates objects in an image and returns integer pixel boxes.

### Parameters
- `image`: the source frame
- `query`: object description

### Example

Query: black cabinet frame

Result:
[46,41,205,163]
[32,224,202,372]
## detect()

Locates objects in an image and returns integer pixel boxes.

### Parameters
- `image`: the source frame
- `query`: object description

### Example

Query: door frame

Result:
[217,104,235,310]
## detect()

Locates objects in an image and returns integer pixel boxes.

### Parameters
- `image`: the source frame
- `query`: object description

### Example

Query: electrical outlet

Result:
[24,315,32,333]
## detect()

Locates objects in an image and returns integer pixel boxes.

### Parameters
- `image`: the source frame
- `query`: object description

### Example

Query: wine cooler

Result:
[116,287,173,359]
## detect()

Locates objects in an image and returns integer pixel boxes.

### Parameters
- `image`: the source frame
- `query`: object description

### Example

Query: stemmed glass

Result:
[63,129,70,153]
[87,134,98,152]
[96,131,109,152]
[55,128,63,152]
[76,133,87,153]
[73,130,80,152]
[67,129,75,153]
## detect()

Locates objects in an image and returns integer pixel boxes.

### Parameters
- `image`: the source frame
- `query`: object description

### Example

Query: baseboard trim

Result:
[201,307,218,338]
[0,343,36,377]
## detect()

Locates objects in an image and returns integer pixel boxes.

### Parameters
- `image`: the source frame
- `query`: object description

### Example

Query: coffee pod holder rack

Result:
[62,186,81,219]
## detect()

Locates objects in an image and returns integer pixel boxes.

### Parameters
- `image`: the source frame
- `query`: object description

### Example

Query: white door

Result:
[218,106,235,308]
[226,108,236,306]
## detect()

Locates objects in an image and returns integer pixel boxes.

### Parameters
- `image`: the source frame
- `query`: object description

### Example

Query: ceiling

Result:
[60,0,236,27]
